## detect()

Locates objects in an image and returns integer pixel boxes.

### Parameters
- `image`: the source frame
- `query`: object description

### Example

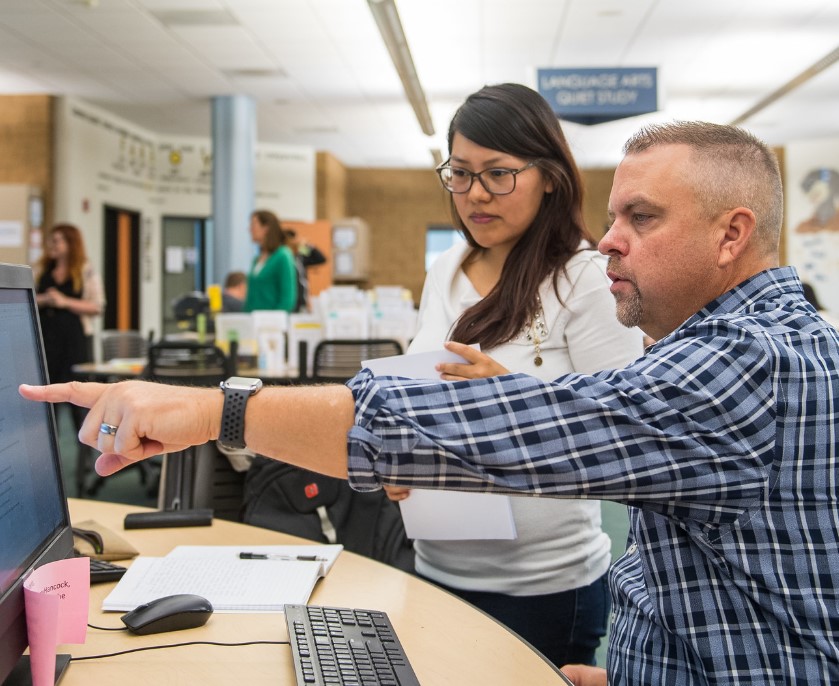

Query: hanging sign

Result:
[537,67,658,125]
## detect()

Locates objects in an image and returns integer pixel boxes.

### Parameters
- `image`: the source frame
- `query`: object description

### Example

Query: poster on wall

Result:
[785,138,839,318]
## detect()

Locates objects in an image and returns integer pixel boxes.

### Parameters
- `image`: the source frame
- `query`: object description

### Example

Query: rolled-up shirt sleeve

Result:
[345,323,778,528]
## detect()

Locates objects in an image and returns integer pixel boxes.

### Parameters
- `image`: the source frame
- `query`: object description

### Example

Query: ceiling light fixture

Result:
[367,0,434,136]
[731,43,839,125]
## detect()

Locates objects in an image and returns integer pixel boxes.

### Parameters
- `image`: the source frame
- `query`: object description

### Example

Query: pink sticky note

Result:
[23,556,90,686]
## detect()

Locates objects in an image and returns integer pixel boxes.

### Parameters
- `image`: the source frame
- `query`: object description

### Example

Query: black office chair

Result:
[146,340,232,386]
[144,340,246,521]
[74,329,151,497]
[100,329,148,362]
[312,339,404,383]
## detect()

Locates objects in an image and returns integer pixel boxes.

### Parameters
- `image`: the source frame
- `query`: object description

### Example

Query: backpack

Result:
[242,455,415,574]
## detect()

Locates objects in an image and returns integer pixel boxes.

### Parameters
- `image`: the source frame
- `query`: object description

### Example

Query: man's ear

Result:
[717,207,756,267]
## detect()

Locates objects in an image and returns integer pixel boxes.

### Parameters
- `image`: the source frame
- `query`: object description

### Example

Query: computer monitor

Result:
[0,263,75,685]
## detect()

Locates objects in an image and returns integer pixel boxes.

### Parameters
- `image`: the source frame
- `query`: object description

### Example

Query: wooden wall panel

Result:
[0,95,54,229]
[316,151,349,221]
[346,168,450,303]
[581,168,616,241]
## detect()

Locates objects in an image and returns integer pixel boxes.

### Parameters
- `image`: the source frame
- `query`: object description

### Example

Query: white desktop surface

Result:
[61,499,568,685]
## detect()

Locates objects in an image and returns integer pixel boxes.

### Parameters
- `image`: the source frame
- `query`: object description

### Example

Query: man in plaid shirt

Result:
[27,122,839,684]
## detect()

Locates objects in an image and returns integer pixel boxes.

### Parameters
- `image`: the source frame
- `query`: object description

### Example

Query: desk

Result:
[65,499,568,685]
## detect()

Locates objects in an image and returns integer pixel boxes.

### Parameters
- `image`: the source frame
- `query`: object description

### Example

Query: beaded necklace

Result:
[523,295,548,366]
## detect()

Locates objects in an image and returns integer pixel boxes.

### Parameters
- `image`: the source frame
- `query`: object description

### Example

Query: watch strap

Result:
[219,386,252,450]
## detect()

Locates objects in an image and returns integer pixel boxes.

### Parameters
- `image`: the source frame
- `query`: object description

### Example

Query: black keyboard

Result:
[88,558,128,584]
[285,604,420,686]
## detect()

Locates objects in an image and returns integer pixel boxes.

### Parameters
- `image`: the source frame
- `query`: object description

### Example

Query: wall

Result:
[316,151,349,220]
[339,166,616,303]
[51,97,315,338]
[581,168,616,241]
[785,139,838,312]
[0,95,54,228]
[346,168,451,302]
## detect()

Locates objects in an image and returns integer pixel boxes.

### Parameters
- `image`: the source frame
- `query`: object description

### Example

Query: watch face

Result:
[224,376,263,392]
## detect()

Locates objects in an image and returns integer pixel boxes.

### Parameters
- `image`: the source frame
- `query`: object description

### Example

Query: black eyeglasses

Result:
[435,160,539,196]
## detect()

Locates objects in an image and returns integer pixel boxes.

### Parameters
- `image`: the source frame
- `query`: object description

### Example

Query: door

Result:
[161,216,207,335]
[103,205,141,331]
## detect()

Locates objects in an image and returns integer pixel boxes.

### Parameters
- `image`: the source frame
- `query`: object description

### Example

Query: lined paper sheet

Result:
[166,545,343,577]
[102,545,342,613]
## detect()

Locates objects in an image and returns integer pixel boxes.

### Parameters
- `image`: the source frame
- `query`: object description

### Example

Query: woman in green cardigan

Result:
[244,209,298,312]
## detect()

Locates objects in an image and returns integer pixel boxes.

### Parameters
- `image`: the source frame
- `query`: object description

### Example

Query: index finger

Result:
[19,381,109,409]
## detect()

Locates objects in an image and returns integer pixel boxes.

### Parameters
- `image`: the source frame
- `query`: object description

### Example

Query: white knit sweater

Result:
[408,241,644,595]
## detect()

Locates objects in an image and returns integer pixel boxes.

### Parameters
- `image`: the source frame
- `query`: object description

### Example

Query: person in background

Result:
[244,210,297,312]
[35,223,104,439]
[36,223,104,382]
[22,122,839,685]
[284,228,327,312]
[222,270,247,312]
[801,280,839,329]
[384,83,643,668]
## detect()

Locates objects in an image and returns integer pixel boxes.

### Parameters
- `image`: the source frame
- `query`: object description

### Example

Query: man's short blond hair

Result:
[623,121,783,255]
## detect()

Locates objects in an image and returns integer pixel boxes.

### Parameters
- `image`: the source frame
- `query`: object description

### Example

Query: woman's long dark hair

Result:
[446,83,593,350]
[252,209,285,253]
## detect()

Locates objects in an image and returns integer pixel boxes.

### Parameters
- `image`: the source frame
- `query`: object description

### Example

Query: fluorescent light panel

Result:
[367,0,434,136]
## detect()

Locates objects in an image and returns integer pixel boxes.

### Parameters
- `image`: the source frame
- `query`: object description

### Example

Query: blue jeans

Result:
[424,571,610,669]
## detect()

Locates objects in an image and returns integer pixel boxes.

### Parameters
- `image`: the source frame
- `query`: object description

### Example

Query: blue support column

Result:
[211,95,256,285]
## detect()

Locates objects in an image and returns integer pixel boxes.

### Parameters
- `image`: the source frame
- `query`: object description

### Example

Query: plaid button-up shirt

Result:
[346,267,839,684]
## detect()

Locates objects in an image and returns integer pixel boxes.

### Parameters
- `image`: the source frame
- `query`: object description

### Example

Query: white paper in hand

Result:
[361,347,517,541]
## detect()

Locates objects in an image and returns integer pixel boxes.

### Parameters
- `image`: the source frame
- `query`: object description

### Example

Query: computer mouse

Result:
[120,594,213,635]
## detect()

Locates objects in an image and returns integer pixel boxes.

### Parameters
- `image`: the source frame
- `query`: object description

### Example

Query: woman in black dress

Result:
[36,223,103,380]
[36,223,104,440]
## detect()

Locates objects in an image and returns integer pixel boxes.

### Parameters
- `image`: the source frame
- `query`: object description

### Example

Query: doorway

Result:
[161,216,208,335]
[103,205,141,331]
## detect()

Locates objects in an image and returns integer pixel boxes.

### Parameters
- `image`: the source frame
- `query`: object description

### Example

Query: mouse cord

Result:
[87,623,126,631]
[71,640,289,662]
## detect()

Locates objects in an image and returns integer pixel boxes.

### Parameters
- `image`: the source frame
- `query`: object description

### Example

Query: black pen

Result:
[239,552,328,562]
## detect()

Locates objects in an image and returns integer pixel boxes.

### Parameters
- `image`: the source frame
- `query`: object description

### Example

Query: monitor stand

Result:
[4,654,70,686]
[122,450,214,529]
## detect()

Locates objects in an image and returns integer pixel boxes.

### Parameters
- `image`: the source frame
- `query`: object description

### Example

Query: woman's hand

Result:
[19,380,222,476]
[436,341,510,381]
[37,287,64,308]
[383,485,411,501]
[47,288,68,309]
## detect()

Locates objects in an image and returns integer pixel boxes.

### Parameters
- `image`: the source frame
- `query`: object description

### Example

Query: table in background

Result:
[71,360,304,385]
[64,499,568,686]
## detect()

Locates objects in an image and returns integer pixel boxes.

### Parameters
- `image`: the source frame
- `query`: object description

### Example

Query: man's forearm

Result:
[242,383,355,479]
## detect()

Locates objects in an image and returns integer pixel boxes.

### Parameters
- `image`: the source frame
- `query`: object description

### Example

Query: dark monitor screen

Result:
[0,263,74,685]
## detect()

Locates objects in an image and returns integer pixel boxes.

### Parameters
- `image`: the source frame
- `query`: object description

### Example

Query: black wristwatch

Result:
[218,376,263,450]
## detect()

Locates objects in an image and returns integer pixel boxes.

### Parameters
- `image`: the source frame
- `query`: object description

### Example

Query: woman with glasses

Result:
[385,83,643,668]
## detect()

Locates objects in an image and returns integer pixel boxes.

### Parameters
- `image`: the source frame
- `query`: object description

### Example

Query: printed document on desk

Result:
[362,348,517,541]
[102,544,342,613]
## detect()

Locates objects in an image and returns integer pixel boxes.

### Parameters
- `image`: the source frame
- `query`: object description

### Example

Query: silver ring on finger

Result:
[99,422,119,436]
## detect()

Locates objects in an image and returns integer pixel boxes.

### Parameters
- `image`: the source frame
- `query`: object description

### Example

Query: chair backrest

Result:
[312,338,403,383]
[146,340,232,387]
[101,329,148,362]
